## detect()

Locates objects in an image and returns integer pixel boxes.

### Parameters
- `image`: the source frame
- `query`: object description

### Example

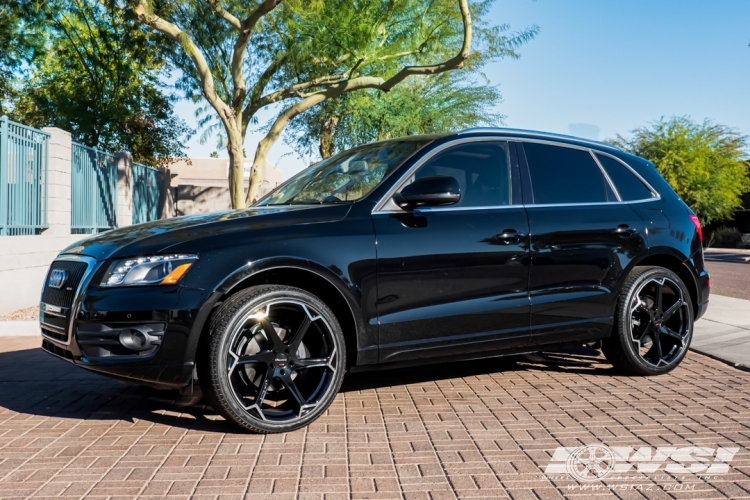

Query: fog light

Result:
[119,328,153,351]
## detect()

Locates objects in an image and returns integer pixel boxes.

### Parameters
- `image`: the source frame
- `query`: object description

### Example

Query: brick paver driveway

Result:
[1,336,749,500]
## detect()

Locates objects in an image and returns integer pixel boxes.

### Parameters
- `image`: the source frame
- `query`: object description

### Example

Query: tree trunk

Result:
[226,127,246,209]
[319,117,339,159]
[246,137,271,205]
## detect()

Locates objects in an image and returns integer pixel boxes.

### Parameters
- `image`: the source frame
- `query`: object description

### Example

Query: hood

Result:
[62,204,352,261]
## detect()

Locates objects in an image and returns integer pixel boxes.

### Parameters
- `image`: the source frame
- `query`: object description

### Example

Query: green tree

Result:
[136,0,537,207]
[0,1,48,115]
[8,0,191,168]
[288,71,503,159]
[611,116,750,224]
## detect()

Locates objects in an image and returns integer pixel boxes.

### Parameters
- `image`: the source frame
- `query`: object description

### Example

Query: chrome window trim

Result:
[375,204,525,215]
[591,150,660,200]
[40,254,98,347]
[590,150,621,201]
[524,198,661,209]
[371,136,662,215]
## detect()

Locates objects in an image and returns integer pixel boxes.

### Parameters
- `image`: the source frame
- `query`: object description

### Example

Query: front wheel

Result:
[200,285,346,433]
[602,266,694,375]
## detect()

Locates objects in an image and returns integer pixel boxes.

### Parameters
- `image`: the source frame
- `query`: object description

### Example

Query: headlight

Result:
[100,254,198,287]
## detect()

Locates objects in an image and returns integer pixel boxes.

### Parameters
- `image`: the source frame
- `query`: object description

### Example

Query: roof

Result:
[457,127,622,152]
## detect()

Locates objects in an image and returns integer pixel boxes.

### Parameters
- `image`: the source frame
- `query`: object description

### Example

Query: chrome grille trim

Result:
[39,255,97,346]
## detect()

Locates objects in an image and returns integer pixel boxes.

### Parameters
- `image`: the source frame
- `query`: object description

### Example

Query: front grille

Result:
[42,339,74,361]
[41,325,68,343]
[41,261,88,308]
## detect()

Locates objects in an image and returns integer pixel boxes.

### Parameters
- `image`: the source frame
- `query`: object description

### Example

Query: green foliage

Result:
[157,0,535,151]
[287,71,504,157]
[0,1,48,114]
[611,117,750,224]
[5,0,191,168]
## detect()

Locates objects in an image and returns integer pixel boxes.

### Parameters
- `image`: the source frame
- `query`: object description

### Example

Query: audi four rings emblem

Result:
[48,269,68,289]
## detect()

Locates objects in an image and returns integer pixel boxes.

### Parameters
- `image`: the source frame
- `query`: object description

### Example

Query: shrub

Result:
[707,226,743,248]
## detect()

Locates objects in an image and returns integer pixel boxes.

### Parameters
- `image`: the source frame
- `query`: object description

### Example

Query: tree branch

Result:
[136,0,232,121]
[231,0,283,110]
[205,0,241,30]
[378,0,472,92]
[253,74,348,109]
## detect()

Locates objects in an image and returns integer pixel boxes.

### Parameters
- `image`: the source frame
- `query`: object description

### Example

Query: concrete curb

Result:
[704,247,750,255]
[0,321,40,337]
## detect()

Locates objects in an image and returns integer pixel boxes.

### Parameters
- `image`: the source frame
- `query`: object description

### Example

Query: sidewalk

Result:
[693,294,750,370]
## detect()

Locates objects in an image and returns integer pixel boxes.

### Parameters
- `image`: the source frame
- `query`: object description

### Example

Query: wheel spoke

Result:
[662,327,684,343]
[260,318,286,351]
[655,280,664,315]
[236,352,272,365]
[294,357,329,369]
[279,372,307,407]
[662,299,683,322]
[289,315,311,353]
[654,332,664,359]
[255,365,275,405]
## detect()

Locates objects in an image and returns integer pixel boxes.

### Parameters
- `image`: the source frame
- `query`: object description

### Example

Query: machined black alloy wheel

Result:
[602,266,694,375]
[201,285,346,433]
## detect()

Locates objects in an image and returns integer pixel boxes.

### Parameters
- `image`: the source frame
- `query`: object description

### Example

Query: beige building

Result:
[169,158,285,215]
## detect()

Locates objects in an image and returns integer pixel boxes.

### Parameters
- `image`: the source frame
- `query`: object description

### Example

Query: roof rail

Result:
[458,127,620,150]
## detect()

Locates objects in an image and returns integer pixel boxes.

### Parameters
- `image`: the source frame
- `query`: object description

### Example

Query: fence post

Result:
[115,152,133,227]
[0,116,8,235]
[42,127,73,236]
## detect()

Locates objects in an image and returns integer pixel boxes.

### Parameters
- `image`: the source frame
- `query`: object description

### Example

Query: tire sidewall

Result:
[618,267,694,375]
[206,286,346,433]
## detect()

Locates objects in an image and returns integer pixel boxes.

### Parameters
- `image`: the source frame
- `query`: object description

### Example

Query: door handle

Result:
[494,229,525,244]
[614,224,637,237]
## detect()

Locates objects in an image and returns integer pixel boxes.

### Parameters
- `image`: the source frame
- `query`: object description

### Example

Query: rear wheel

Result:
[602,266,693,375]
[201,285,345,433]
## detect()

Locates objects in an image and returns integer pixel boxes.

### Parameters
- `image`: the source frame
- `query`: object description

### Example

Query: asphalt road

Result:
[704,251,750,301]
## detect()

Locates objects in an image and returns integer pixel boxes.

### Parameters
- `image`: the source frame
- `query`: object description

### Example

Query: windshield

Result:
[256,140,429,206]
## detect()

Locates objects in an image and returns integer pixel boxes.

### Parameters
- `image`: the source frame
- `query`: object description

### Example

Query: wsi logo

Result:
[544,444,739,481]
[48,269,68,289]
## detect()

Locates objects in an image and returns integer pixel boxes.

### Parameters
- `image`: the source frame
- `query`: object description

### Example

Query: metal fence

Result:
[0,116,49,235]
[71,143,118,233]
[132,162,164,225]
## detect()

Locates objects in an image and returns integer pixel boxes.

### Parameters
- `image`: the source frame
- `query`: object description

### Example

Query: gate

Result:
[132,162,164,224]
[0,116,49,235]
[71,143,118,233]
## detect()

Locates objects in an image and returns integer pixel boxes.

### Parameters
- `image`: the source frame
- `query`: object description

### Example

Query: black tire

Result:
[602,266,694,376]
[199,285,346,433]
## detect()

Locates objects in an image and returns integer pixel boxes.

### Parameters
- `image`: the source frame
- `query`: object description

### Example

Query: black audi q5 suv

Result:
[40,128,710,432]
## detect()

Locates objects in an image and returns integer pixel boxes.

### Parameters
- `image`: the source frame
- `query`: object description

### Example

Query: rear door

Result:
[519,141,648,347]
[372,140,531,363]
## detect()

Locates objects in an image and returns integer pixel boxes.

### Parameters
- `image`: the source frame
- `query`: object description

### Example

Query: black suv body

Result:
[40,129,709,432]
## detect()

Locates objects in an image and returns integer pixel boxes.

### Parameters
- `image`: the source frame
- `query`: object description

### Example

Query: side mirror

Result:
[392,175,461,209]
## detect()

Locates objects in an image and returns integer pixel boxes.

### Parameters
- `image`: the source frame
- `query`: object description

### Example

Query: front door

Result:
[518,141,648,346]
[372,140,531,363]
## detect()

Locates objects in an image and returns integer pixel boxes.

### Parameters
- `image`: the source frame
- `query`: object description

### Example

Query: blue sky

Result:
[175,0,750,178]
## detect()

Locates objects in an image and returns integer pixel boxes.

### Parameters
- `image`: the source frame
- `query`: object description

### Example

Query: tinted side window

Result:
[523,143,607,204]
[596,154,654,201]
[411,142,510,207]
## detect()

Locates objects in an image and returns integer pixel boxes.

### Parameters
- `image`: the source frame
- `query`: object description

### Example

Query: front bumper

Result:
[41,280,217,389]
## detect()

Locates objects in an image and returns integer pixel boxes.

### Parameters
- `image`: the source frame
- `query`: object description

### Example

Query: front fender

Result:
[183,256,373,370]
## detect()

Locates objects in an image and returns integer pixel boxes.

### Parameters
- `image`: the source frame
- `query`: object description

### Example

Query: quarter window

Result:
[595,154,654,201]
[409,142,511,207]
[523,143,608,204]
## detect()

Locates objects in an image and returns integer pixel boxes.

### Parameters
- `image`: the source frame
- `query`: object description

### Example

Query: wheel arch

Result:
[195,259,365,369]
[632,251,699,317]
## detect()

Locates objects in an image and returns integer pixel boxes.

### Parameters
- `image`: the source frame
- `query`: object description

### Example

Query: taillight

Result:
[689,214,703,244]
